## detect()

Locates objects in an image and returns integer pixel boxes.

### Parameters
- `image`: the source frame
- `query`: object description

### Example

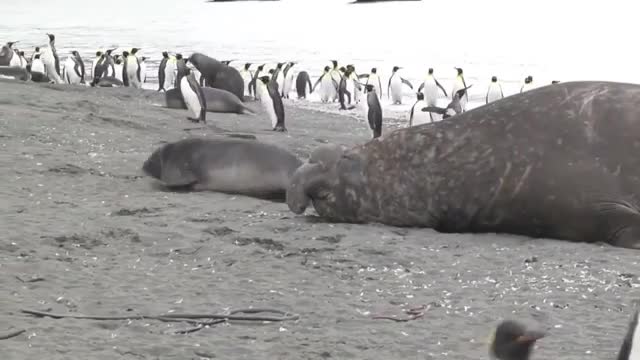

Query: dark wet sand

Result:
[0,79,639,360]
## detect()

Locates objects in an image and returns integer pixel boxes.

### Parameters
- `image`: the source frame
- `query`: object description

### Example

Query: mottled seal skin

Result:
[188,53,245,101]
[287,81,640,249]
[165,87,255,115]
[143,137,303,201]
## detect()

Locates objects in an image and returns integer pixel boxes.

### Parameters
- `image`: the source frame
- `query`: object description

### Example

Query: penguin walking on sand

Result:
[239,62,253,97]
[486,76,504,104]
[125,48,142,88]
[329,60,342,101]
[313,66,339,103]
[41,33,63,84]
[295,71,313,99]
[451,67,468,111]
[409,92,430,127]
[113,56,124,82]
[62,50,85,84]
[91,51,102,79]
[272,62,286,94]
[282,61,296,99]
[121,51,130,86]
[157,51,170,91]
[365,84,383,139]
[388,66,414,104]
[139,56,148,83]
[520,75,533,93]
[422,85,472,120]
[249,64,265,99]
[174,53,188,89]
[361,68,383,99]
[257,76,286,132]
[338,67,358,110]
[180,67,207,123]
[30,54,46,79]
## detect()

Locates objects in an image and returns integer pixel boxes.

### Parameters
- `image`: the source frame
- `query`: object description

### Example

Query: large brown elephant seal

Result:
[165,87,255,115]
[188,53,245,101]
[286,81,640,249]
[143,137,303,201]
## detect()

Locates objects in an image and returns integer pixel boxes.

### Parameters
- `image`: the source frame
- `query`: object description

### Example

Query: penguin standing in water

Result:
[257,76,286,132]
[409,92,430,126]
[520,75,533,93]
[91,50,102,79]
[486,76,504,104]
[157,51,170,91]
[125,48,142,88]
[9,46,21,67]
[139,56,148,84]
[422,85,472,120]
[365,84,383,139]
[312,66,339,103]
[239,62,253,97]
[451,67,468,111]
[295,71,313,99]
[62,50,85,84]
[489,320,545,360]
[249,64,265,99]
[180,67,207,123]
[42,33,63,84]
[387,66,414,105]
[417,68,447,122]
[282,61,296,99]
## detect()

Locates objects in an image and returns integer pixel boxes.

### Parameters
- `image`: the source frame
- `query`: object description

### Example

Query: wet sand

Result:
[0,79,639,360]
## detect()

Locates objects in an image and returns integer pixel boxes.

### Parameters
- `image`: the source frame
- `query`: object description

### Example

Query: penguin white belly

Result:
[345,78,355,98]
[422,80,439,106]
[283,72,294,97]
[41,48,63,83]
[9,52,20,67]
[390,76,404,103]
[276,73,285,96]
[31,59,45,74]
[114,64,123,81]
[140,62,147,83]
[486,84,502,103]
[257,84,278,128]
[91,59,99,78]
[180,77,203,120]
[19,56,27,69]
[241,71,252,96]
[126,57,140,88]
[452,78,468,110]
[409,100,430,126]
[320,77,335,103]
[165,63,176,90]
[358,92,369,123]
[369,75,382,98]
[63,58,80,84]
[330,71,341,100]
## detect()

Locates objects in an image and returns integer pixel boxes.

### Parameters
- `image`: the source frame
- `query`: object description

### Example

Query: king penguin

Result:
[365,84,383,139]
[417,68,447,122]
[312,66,338,103]
[422,85,472,120]
[257,76,286,132]
[295,71,313,99]
[157,51,169,91]
[486,76,504,104]
[30,54,46,77]
[249,63,265,99]
[9,46,21,67]
[240,62,253,97]
[409,92,430,127]
[17,51,28,69]
[139,56,148,83]
[113,55,124,82]
[41,33,63,84]
[272,62,285,95]
[91,50,103,79]
[365,68,383,99]
[387,66,414,105]
[62,50,85,84]
[125,47,142,88]
[451,67,468,111]
[282,61,296,99]
[30,46,41,63]
[520,75,533,93]
[180,67,207,123]
[489,320,545,360]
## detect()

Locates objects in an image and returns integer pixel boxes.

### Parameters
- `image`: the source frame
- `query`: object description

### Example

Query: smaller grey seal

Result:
[165,87,255,115]
[142,137,303,201]
[92,76,124,87]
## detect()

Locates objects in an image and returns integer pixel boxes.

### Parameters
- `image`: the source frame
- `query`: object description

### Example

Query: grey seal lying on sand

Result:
[143,137,302,201]
[287,81,640,249]
[165,87,255,115]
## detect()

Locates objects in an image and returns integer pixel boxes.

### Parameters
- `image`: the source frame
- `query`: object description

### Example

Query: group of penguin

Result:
[490,310,639,360]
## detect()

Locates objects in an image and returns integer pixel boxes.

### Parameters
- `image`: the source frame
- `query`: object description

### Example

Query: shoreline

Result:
[1,79,638,360]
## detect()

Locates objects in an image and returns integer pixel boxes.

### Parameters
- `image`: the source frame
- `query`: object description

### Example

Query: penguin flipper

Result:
[436,79,448,97]
[307,78,313,94]
[418,82,425,93]
[409,103,415,125]
[387,77,392,99]
[358,74,369,79]
[401,78,414,89]
[422,106,446,115]
[312,76,322,92]
[136,58,141,83]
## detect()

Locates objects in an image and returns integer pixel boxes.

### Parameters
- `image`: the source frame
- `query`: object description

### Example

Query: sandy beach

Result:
[1,79,639,360]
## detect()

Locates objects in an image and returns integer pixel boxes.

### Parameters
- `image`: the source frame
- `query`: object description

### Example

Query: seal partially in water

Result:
[143,137,302,201]
[286,81,640,249]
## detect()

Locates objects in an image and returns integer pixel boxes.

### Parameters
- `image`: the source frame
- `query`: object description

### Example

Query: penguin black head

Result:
[34,54,41,60]
[491,76,498,82]
[416,92,424,100]
[323,66,330,72]
[339,66,346,73]
[175,53,183,60]
[122,51,130,57]
[95,50,102,56]
[115,58,122,65]
[331,60,338,68]
[106,48,115,55]
[268,69,275,75]
[244,63,251,70]
[18,51,24,56]
[392,66,401,72]
[428,68,434,74]
[527,75,533,83]
[257,64,265,70]
[371,68,377,73]
[258,76,271,84]
[277,62,284,68]
[71,50,79,57]
[551,80,560,84]
[35,46,40,52]
[489,320,545,360]
[455,67,463,75]
[140,56,147,61]
[365,84,375,93]
[46,33,55,42]
[162,51,168,58]
[130,48,140,55]
[183,67,192,76]
[346,64,355,71]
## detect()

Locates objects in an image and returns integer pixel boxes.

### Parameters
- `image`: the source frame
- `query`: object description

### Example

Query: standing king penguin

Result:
[409,92,430,126]
[387,66,414,104]
[486,76,504,104]
[239,62,253,97]
[451,67,468,111]
[257,76,286,132]
[180,67,207,123]
[42,33,63,84]
[158,51,170,91]
[417,68,448,122]
[125,48,142,88]
[365,84,382,139]
[312,66,339,103]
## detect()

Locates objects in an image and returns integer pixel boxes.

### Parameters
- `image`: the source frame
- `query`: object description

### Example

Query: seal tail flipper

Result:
[595,200,640,249]
[422,106,446,115]
[241,105,257,115]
